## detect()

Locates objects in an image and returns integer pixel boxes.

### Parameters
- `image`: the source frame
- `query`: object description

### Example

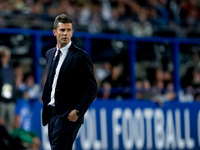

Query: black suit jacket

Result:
[42,43,98,126]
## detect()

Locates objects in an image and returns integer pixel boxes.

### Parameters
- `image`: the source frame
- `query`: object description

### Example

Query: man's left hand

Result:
[68,110,78,122]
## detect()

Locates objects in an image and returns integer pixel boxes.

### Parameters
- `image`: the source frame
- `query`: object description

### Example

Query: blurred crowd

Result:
[94,42,200,104]
[0,46,41,149]
[0,0,200,37]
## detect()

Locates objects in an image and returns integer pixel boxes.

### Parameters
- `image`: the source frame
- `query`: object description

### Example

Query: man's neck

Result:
[57,41,71,50]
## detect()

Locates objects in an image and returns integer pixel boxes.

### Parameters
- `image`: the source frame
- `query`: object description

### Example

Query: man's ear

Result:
[72,30,74,36]
[52,29,56,36]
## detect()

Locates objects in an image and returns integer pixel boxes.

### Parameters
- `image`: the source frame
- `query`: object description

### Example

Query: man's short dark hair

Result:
[53,14,73,29]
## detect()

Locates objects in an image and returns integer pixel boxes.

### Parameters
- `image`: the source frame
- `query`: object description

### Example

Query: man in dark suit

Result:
[42,14,98,150]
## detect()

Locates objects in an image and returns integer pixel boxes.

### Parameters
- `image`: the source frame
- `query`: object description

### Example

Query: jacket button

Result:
[55,101,58,104]
[56,89,59,92]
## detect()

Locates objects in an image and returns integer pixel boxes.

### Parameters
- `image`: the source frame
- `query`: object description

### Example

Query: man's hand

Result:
[68,110,78,122]
[0,118,5,125]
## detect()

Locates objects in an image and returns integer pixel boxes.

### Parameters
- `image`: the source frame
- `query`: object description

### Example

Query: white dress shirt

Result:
[48,41,71,106]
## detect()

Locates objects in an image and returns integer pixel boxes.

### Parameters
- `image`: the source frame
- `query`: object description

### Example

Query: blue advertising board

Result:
[30,99,200,150]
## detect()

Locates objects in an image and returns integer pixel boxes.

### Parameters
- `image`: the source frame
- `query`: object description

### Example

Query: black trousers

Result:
[48,107,81,150]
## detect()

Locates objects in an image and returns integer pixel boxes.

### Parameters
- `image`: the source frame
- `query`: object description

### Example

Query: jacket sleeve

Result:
[75,52,98,116]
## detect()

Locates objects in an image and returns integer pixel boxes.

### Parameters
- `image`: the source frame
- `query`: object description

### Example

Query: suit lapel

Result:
[58,44,75,78]
[47,48,56,77]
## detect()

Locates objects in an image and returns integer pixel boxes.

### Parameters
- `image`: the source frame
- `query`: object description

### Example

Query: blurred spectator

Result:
[100,81,112,99]
[136,67,176,105]
[180,0,200,27]
[152,81,176,106]
[181,64,200,102]
[14,63,24,98]
[148,6,166,26]
[151,0,169,23]
[11,114,41,150]
[14,63,24,89]
[131,9,153,37]
[88,0,105,33]
[94,61,112,86]
[18,73,40,100]
[167,0,181,25]
[191,68,200,87]
[102,64,123,87]
[106,1,122,33]
[0,124,25,150]
[141,79,153,100]
[135,79,143,99]
[101,0,112,22]
[152,80,164,95]
[101,63,128,99]
[95,61,131,100]
[179,86,194,102]
[0,46,17,133]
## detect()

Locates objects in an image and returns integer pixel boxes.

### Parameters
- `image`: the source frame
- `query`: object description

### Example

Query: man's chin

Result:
[61,42,68,47]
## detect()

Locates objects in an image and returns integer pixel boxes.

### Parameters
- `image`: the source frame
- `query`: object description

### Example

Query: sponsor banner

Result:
[30,100,200,150]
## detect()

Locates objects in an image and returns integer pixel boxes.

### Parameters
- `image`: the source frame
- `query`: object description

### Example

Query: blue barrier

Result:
[28,99,200,150]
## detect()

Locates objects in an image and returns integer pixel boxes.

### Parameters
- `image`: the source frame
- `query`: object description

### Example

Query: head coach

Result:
[41,14,98,150]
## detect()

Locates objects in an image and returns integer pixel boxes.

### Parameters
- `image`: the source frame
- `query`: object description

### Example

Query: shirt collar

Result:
[56,41,71,54]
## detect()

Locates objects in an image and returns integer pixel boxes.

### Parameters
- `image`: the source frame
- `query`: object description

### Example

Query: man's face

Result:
[53,22,73,48]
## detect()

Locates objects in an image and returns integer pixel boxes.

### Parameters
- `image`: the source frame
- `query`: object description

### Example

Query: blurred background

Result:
[0,0,200,150]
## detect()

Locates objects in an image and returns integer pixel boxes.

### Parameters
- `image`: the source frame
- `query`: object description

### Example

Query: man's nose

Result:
[63,30,67,35]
